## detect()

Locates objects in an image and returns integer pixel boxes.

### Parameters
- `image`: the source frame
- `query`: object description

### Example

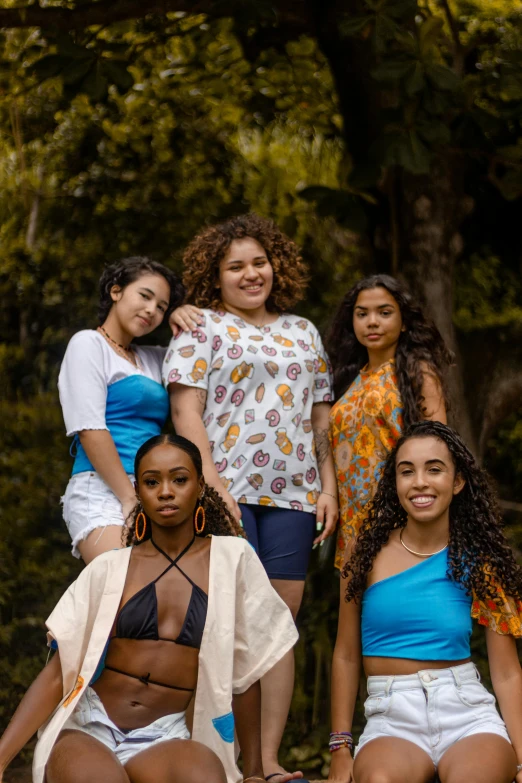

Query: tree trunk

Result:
[398,163,477,452]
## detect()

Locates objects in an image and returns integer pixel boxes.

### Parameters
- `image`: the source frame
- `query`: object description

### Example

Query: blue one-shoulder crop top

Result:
[361,549,472,661]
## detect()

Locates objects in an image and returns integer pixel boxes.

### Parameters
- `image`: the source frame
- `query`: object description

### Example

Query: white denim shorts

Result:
[356,662,511,767]
[61,471,135,558]
[61,687,190,765]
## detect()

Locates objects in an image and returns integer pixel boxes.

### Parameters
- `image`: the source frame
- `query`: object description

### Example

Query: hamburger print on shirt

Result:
[162,310,333,513]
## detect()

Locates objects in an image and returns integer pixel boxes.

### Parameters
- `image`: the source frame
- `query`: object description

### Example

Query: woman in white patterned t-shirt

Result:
[163,214,338,783]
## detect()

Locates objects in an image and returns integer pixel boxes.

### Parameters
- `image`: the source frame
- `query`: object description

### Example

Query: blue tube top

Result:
[361,549,472,660]
[72,374,170,475]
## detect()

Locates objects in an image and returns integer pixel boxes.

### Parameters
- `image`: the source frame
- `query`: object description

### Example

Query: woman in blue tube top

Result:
[58,257,184,562]
[328,421,522,783]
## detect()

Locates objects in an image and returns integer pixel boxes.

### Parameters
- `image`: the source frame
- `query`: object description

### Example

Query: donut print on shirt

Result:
[162,310,333,512]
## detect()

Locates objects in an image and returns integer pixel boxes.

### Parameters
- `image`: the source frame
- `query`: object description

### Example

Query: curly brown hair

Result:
[343,421,522,607]
[182,213,309,313]
[124,434,245,545]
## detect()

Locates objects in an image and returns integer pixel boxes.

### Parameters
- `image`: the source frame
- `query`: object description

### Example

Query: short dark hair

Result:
[98,256,185,324]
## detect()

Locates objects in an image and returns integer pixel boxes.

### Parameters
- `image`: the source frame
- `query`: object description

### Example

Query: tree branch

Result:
[0,0,312,33]
[0,0,211,31]
[438,0,464,75]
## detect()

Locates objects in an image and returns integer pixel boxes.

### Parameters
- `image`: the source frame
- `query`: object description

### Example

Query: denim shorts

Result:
[61,687,190,765]
[356,662,511,766]
[239,503,316,580]
[61,471,135,558]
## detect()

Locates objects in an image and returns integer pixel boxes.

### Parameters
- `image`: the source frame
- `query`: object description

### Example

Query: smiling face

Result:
[218,237,274,315]
[395,436,465,526]
[108,272,171,340]
[137,443,204,531]
[353,286,403,358]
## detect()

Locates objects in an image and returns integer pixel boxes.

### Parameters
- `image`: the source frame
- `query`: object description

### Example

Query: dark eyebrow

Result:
[397,458,446,468]
[139,287,169,307]
[354,303,396,311]
[141,466,191,476]
[225,255,267,264]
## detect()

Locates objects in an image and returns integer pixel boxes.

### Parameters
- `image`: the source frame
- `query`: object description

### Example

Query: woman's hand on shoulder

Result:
[328,747,355,782]
[314,492,339,544]
[169,304,204,336]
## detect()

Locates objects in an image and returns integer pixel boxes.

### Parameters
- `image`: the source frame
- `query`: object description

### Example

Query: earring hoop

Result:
[135,510,147,541]
[194,505,206,535]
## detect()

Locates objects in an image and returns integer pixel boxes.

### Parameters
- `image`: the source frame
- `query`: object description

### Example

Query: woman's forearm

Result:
[232,681,263,779]
[0,653,63,772]
[495,673,522,763]
[171,409,223,491]
[312,403,337,494]
[331,651,360,732]
[78,430,135,505]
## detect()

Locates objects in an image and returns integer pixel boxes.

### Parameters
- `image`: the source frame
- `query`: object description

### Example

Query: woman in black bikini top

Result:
[0,434,289,783]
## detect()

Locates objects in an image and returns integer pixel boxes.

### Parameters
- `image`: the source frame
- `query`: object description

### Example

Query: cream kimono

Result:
[33,536,298,783]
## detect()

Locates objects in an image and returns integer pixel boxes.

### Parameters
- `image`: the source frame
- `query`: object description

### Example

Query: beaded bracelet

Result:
[329,731,353,753]
[320,490,338,500]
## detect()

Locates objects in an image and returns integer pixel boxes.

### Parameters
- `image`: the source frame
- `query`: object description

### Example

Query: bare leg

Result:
[438,733,516,783]
[77,525,125,564]
[260,578,305,783]
[354,737,436,783]
[125,738,226,783]
[46,729,130,783]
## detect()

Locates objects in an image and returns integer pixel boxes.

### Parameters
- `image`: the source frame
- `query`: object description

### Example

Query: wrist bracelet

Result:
[516,763,522,773]
[243,777,266,782]
[329,731,353,753]
[321,491,337,500]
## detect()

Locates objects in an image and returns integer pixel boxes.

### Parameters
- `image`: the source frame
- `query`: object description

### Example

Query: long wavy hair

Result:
[343,421,522,606]
[124,434,245,545]
[181,213,309,313]
[325,275,453,426]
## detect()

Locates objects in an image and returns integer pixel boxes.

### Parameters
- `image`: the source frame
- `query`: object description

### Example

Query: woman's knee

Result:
[125,739,226,783]
[46,730,128,783]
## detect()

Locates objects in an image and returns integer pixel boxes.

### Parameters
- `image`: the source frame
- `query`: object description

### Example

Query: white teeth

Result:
[411,496,434,505]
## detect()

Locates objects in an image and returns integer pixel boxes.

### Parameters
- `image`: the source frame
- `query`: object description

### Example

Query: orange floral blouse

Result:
[329,359,403,569]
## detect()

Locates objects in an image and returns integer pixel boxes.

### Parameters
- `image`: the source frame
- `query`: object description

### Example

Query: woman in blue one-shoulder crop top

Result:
[329,421,522,783]
[58,257,184,563]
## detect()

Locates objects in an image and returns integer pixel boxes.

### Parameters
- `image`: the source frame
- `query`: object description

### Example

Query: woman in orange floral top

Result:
[326,275,452,568]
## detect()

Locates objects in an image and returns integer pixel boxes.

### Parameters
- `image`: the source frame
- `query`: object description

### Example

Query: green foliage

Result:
[0,1,522,774]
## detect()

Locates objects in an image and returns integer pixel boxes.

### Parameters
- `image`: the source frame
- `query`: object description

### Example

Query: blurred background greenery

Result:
[0,0,521,778]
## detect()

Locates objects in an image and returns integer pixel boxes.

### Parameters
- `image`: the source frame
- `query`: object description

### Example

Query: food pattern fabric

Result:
[163,310,333,513]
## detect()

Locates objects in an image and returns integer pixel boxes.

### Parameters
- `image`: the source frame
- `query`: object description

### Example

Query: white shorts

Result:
[356,662,511,767]
[61,687,190,765]
[61,471,135,559]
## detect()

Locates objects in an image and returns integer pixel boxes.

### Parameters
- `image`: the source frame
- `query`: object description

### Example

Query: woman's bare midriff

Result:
[363,656,472,677]
[93,638,198,729]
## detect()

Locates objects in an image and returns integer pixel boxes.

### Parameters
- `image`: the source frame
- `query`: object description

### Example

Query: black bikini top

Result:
[115,534,208,650]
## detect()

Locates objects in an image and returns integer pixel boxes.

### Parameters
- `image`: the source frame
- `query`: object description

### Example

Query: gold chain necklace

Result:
[399,529,448,559]
[97,326,139,368]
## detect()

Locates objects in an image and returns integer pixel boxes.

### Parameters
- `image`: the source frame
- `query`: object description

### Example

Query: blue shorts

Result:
[239,503,316,581]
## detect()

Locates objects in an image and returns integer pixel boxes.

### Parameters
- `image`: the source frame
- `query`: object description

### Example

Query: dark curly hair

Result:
[325,275,454,426]
[98,257,185,324]
[182,213,309,313]
[343,421,522,607]
[124,433,245,546]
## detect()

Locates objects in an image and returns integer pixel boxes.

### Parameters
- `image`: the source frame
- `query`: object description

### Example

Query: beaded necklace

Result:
[97,326,142,370]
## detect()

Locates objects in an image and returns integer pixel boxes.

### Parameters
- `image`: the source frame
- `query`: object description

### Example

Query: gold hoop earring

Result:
[135,511,147,541]
[194,505,206,535]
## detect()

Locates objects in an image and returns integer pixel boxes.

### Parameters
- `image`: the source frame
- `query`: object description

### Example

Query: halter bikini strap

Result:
[150,534,196,565]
